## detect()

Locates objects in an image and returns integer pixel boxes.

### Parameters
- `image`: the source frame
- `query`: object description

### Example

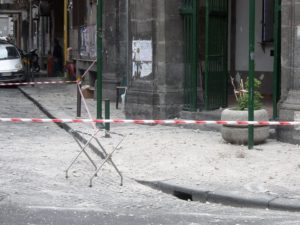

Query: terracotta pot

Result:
[221,108,269,145]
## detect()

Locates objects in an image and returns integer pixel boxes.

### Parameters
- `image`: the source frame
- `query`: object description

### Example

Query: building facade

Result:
[124,0,279,120]
[70,0,300,144]
[4,0,300,144]
[277,0,300,144]
[0,0,63,69]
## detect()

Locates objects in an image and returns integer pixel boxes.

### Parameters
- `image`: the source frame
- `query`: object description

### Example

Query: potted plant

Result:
[221,75,269,145]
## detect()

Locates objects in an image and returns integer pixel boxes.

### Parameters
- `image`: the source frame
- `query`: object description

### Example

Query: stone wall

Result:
[72,0,122,100]
[277,0,300,144]
[125,0,184,119]
[102,0,120,99]
[118,0,129,86]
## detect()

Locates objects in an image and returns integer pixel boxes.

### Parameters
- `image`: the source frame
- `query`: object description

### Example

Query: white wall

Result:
[235,0,274,72]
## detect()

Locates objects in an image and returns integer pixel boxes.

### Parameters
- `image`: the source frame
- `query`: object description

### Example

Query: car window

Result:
[0,45,20,60]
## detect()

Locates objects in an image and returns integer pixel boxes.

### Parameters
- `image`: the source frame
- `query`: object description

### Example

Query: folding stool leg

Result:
[89,136,126,187]
[72,133,98,170]
[65,129,101,178]
[93,137,124,185]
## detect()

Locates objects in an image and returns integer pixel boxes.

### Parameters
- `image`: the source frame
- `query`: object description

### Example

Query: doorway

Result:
[204,0,228,110]
[181,0,281,117]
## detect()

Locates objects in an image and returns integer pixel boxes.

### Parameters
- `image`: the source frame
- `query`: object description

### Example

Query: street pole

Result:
[248,0,255,149]
[29,0,32,50]
[64,0,68,75]
[191,0,198,112]
[272,0,281,120]
[105,99,110,137]
[96,0,103,119]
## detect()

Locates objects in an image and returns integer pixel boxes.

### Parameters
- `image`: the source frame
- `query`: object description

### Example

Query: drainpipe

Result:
[96,0,103,119]
[248,0,255,149]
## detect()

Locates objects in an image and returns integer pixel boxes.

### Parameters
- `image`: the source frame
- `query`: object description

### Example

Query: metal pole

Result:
[126,0,129,86]
[29,0,32,50]
[248,0,255,149]
[76,83,82,117]
[37,18,40,53]
[64,0,68,75]
[272,0,281,120]
[105,99,110,136]
[204,0,209,110]
[191,0,198,111]
[96,0,103,120]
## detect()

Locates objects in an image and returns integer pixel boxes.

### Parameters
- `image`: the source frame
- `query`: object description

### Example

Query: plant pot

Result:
[221,108,269,145]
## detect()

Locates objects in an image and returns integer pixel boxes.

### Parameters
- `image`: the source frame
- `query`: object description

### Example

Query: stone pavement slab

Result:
[17,78,300,212]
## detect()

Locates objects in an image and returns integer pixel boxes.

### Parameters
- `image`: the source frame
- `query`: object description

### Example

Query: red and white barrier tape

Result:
[0,80,76,86]
[0,118,299,126]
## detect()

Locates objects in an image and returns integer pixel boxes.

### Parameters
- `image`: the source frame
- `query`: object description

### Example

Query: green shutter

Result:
[205,0,228,110]
[181,0,199,111]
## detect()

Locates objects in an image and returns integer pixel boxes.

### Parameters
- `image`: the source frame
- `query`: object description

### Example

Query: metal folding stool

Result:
[65,128,125,187]
[66,66,124,187]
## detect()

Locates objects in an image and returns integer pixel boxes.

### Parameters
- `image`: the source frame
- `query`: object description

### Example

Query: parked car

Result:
[0,40,25,82]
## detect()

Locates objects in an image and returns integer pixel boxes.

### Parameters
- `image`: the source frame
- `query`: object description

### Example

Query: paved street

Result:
[1,0,300,223]
[1,203,300,225]
[1,86,300,224]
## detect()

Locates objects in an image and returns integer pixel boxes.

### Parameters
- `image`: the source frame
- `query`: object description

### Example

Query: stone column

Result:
[125,0,184,119]
[124,0,156,119]
[118,0,129,85]
[102,0,120,99]
[277,0,300,144]
[155,0,185,119]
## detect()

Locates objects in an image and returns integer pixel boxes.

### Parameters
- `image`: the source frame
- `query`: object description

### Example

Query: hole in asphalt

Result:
[173,191,193,201]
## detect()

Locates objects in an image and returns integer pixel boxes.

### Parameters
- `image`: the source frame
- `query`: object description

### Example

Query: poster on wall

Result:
[132,40,152,78]
[79,25,97,59]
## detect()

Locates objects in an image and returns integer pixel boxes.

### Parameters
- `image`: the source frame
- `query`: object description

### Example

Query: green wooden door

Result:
[181,0,198,111]
[205,0,228,110]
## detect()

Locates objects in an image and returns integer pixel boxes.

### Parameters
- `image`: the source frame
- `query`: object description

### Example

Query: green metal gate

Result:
[180,0,198,111]
[205,0,228,110]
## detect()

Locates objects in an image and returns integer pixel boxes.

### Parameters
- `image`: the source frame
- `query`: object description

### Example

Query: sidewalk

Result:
[19,77,300,212]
